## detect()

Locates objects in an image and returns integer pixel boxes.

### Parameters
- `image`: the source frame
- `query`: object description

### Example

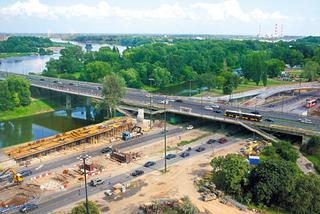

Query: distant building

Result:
[0,35,9,41]
[85,43,93,52]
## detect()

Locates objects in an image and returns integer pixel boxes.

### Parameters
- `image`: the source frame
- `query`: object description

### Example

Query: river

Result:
[0,39,126,148]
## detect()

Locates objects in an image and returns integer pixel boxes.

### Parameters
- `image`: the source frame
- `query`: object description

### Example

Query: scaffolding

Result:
[2,117,133,163]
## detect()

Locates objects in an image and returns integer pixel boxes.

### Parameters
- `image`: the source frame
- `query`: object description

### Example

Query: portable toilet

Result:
[248,156,260,165]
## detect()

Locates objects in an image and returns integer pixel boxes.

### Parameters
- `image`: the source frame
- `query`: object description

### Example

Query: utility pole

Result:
[189,80,192,97]
[148,78,154,129]
[163,97,167,173]
[77,154,91,214]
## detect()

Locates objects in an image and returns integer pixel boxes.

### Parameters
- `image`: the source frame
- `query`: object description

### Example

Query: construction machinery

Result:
[122,125,143,141]
[0,168,24,189]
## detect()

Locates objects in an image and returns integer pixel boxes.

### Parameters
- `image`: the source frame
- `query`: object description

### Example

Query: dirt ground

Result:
[56,140,254,214]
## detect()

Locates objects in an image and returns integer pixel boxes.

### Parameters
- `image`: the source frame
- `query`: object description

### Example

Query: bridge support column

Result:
[291,90,295,96]
[85,97,91,120]
[66,94,72,110]
[302,135,311,145]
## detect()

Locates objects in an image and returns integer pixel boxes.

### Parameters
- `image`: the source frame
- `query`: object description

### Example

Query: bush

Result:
[70,201,100,214]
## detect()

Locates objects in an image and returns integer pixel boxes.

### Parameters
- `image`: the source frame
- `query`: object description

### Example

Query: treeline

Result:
[0,36,55,55]
[43,37,320,94]
[210,141,320,213]
[0,76,31,111]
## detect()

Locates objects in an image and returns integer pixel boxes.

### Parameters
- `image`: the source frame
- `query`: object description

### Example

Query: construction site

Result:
[1,117,133,164]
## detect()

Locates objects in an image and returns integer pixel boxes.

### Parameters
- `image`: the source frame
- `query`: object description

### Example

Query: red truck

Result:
[218,138,228,144]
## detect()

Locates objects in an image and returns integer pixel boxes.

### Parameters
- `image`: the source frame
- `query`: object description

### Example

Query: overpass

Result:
[1,71,320,141]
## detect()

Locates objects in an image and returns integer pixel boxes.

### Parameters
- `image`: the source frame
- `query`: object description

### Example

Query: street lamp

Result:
[189,80,192,97]
[77,154,91,214]
[163,97,167,173]
[148,78,154,129]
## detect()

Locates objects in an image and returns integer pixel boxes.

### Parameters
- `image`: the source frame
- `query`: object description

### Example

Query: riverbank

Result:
[0,99,59,121]
[0,52,34,59]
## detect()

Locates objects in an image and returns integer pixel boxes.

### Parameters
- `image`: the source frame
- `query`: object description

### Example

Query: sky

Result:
[0,0,319,36]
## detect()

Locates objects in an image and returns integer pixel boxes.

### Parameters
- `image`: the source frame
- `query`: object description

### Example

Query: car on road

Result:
[144,161,156,167]
[251,111,260,115]
[20,203,38,213]
[19,169,32,177]
[186,125,194,130]
[158,100,168,104]
[90,178,104,187]
[40,78,45,81]
[131,169,144,177]
[165,154,176,159]
[264,118,274,123]
[211,104,220,109]
[69,82,74,86]
[268,104,275,108]
[180,152,190,158]
[299,118,312,124]
[196,146,206,152]
[213,109,222,114]
[206,139,216,144]
[204,106,213,111]
[97,86,102,90]
[175,99,183,103]
[101,147,112,154]
[218,138,228,144]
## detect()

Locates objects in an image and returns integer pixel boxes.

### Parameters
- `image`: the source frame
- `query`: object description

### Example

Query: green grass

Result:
[0,52,34,58]
[305,155,320,173]
[177,133,210,147]
[248,205,289,214]
[0,99,59,121]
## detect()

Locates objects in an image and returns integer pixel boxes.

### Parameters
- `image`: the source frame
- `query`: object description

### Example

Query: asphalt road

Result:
[19,127,185,177]
[16,136,238,214]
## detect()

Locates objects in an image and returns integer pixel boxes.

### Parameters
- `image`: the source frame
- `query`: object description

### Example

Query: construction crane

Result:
[0,168,24,185]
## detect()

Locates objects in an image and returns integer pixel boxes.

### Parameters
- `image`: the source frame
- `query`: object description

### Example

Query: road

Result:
[1,72,319,135]
[16,136,239,214]
[19,127,186,176]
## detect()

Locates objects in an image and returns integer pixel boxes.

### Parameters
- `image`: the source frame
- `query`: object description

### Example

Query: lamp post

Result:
[163,97,167,173]
[77,154,91,214]
[189,80,192,97]
[148,78,154,129]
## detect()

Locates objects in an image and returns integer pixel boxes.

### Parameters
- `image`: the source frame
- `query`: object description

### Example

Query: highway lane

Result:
[20,136,240,214]
[2,72,320,132]
[20,127,185,177]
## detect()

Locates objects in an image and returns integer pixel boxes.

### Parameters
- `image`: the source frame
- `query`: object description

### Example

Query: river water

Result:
[0,39,125,148]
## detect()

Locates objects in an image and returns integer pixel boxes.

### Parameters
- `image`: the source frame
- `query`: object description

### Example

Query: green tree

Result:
[273,141,299,162]
[81,61,112,82]
[120,68,142,88]
[302,60,320,81]
[242,51,268,86]
[248,159,298,206]
[210,154,249,197]
[7,76,31,107]
[101,74,126,118]
[151,66,172,88]
[265,59,285,78]
[0,81,13,110]
[286,174,320,214]
[179,196,199,214]
[70,201,100,214]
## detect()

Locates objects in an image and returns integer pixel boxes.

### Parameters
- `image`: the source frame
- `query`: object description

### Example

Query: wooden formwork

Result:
[2,117,133,163]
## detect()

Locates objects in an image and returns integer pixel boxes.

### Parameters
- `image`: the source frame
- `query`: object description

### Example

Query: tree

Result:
[101,74,126,118]
[151,66,172,88]
[7,76,31,107]
[265,59,285,78]
[70,201,100,214]
[81,61,112,82]
[0,81,13,110]
[197,73,214,89]
[242,51,268,86]
[302,60,320,81]
[286,174,320,214]
[120,68,142,88]
[210,154,249,197]
[248,159,298,206]
[273,141,299,162]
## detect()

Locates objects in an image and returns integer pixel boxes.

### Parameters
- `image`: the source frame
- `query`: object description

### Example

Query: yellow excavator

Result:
[0,168,24,185]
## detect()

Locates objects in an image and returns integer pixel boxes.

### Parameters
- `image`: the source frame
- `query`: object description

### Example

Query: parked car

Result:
[19,169,32,177]
[251,111,260,115]
[40,78,45,81]
[97,86,102,90]
[20,203,38,213]
[206,139,216,144]
[131,169,144,177]
[204,106,213,111]
[180,152,190,158]
[175,99,183,103]
[218,138,228,144]
[144,161,156,167]
[264,118,274,123]
[101,147,112,154]
[213,109,222,114]
[165,154,176,159]
[186,125,194,130]
[90,178,104,187]
[69,82,74,86]
[196,146,206,152]
[186,147,192,151]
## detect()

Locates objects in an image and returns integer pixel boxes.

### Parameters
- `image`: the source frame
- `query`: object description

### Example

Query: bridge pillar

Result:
[85,97,91,120]
[291,90,295,96]
[66,94,72,110]
[302,135,311,145]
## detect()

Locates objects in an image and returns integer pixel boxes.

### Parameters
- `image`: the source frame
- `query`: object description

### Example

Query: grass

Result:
[0,99,59,121]
[0,52,34,58]
[305,154,320,173]
[177,133,210,147]
[248,204,289,214]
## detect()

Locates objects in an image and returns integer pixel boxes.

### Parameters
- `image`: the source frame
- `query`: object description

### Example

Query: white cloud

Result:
[0,0,291,22]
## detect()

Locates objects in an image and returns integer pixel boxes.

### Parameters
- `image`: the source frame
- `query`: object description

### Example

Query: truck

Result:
[122,125,143,141]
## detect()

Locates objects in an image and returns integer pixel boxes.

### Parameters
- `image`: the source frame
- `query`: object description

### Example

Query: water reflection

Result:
[0,107,97,148]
